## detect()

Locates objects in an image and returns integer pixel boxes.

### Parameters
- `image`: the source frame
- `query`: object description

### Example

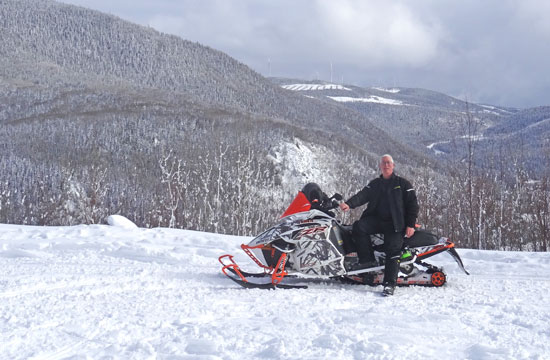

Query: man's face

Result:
[380,156,394,179]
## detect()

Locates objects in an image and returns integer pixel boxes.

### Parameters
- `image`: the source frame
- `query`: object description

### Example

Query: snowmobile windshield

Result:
[281,191,311,218]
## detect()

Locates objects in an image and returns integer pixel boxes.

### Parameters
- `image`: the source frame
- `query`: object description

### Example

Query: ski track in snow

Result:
[1,223,549,359]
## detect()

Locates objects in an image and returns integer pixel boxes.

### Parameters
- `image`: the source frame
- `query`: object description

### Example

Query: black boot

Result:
[383,257,399,281]
[382,256,399,296]
[382,284,395,296]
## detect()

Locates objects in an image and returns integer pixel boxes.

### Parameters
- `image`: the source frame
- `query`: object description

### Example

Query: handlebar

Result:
[325,193,344,210]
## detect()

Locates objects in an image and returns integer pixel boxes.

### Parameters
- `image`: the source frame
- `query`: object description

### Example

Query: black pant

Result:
[352,216,404,286]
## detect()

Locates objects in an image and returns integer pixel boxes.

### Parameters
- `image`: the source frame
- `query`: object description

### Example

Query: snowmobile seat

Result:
[405,230,438,247]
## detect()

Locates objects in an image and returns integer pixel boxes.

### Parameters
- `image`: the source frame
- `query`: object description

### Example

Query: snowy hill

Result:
[275,79,516,154]
[0,0,429,232]
[1,221,549,359]
[275,78,550,176]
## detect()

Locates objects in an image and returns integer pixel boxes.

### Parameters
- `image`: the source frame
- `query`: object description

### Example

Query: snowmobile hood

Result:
[248,210,333,248]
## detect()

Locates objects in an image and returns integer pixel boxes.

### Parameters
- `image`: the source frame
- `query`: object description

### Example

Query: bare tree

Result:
[159,150,186,228]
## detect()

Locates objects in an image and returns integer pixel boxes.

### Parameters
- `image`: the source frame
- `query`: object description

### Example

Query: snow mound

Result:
[106,215,138,229]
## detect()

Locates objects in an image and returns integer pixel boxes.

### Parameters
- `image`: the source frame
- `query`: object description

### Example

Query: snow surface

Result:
[1,221,550,359]
[371,87,401,94]
[479,104,514,115]
[107,214,138,229]
[282,84,351,91]
[328,96,405,106]
[427,141,449,155]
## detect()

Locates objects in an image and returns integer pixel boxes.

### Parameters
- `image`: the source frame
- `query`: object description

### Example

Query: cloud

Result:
[313,1,440,67]
[152,1,444,91]
[146,1,440,69]
[516,0,550,37]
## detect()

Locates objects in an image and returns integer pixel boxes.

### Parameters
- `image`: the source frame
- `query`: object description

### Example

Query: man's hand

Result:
[405,226,415,238]
[339,202,350,212]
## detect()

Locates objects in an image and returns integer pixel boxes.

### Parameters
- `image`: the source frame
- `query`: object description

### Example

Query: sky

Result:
[58,0,550,109]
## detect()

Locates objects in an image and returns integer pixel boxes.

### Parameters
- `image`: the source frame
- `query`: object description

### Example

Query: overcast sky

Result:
[60,0,550,108]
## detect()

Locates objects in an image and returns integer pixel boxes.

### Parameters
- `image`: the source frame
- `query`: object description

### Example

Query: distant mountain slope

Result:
[475,106,550,173]
[429,105,550,175]
[272,78,550,175]
[484,106,550,136]
[273,78,517,154]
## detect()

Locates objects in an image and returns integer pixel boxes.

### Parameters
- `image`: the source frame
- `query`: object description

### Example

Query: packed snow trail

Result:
[1,222,549,359]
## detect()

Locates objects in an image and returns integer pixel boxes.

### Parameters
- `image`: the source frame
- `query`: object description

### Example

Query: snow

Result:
[107,214,138,229]
[427,140,449,155]
[461,134,484,141]
[1,220,550,359]
[372,87,401,93]
[328,96,405,106]
[480,109,502,116]
[479,104,514,115]
[268,138,337,194]
[281,84,351,91]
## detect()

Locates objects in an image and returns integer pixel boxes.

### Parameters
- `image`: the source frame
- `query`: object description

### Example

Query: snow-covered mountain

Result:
[1,220,549,359]
[274,78,517,154]
[276,78,550,176]
[0,0,427,233]
[0,0,409,157]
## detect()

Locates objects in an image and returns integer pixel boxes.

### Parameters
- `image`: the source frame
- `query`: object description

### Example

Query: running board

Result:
[345,255,417,276]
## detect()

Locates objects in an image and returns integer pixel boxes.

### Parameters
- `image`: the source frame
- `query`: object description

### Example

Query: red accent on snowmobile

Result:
[241,243,274,271]
[414,239,469,275]
[241,243,290,285]
[348,266,449,287]
[416,239,455,260]
[219,254,248,282]
[219,250,298,288]
[218,254,305,289]
[430,271,446,286]
[271,253,288,285]
[280,191,311,218]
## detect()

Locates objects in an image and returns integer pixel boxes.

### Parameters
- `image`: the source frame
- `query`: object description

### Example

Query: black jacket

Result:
[345,173,419,232]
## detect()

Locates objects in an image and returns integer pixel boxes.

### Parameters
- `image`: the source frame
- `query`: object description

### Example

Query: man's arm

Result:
[403,179,419,229]
[341,185,371,210]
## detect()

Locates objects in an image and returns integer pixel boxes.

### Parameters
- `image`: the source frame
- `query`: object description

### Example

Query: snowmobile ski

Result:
[219,254,306,289]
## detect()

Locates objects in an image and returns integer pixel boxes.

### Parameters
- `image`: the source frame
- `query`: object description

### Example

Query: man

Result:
[340,154,419,296]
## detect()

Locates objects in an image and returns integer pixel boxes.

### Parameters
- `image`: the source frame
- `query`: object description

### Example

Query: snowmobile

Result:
[219,183,469,289]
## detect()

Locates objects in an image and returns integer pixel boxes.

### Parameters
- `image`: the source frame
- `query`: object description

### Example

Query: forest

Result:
[1,105,549,253]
